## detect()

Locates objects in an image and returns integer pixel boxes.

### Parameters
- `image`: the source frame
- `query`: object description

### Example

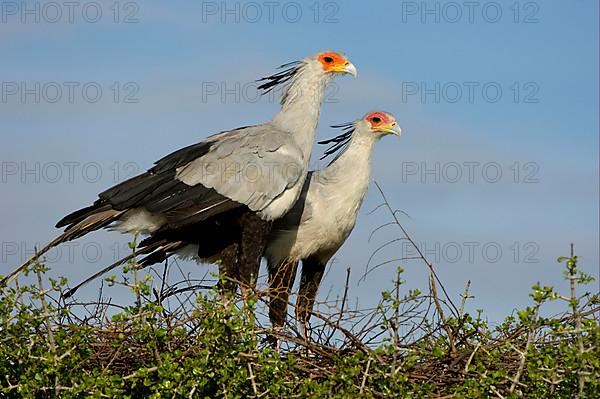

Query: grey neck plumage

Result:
[270,64,332,163]
[317,131,377,191]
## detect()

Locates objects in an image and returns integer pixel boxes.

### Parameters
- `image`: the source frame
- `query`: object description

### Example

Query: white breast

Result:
[266,166,370,266]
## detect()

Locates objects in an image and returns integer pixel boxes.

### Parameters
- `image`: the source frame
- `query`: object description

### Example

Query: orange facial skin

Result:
[317,51,350,72]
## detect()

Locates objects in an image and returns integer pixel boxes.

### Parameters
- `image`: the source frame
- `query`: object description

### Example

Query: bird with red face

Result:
[264,111,402,336]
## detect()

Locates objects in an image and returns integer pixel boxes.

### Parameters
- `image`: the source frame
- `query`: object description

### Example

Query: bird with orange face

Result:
[4,51,357,294]
[264,111,402,336]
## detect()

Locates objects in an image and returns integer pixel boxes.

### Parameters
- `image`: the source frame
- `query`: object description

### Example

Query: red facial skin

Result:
[365,112,394,129]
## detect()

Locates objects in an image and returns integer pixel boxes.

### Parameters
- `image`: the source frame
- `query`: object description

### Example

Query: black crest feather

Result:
[256,61,304,94]
[318,122,355,164]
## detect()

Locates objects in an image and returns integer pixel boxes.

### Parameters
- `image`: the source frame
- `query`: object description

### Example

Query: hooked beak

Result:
[381,122,402,136]
[341,62,358,77]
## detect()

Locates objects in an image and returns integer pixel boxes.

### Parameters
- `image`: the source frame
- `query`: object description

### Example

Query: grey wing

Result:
[176,124,305,212]
[56,125,264,232]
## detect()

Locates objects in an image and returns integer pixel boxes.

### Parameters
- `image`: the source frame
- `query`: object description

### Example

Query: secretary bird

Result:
[264,111,402,335]
[69,111,401,338]
[2,51,357,292]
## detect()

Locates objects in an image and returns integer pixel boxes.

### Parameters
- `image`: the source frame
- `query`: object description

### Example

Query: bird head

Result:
[310,50,357,77]
[319,111,401,163]
[257,51,356,96]
[360,111,402,137]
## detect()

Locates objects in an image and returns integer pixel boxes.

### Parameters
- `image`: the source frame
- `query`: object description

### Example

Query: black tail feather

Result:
[56,203,107,228]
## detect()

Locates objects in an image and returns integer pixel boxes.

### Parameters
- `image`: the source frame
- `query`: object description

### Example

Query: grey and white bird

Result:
[264,111,402,333]
[3,51,357,290]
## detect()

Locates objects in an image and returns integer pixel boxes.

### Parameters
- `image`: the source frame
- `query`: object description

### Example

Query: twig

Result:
[568,244,586,398]
[123,367,158,380]
[372,180,459,318]
[359,358,371,394]
[247,363,258,395]
[35,252,59,397]
[459,280,472,317]
[326,268,351,345]
[430,272,456,354]
[509,303,540,393]
[464,343,481,373]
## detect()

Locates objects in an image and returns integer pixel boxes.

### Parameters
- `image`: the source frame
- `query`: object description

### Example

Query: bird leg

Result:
[296,257,326,338]
[216,242,240,295]
[267,259,299,352]
[268,259,300,328]
[238,213,272,293]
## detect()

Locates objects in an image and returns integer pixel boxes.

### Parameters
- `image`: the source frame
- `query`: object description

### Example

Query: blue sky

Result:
[1,0,598,324]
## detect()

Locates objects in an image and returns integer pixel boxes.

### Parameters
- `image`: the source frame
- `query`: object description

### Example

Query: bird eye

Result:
[323,56,334,63]
[371,117,381,124]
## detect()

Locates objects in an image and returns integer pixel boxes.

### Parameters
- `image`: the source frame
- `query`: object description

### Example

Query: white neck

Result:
[271,64,332,162]
[317,132,378,201]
